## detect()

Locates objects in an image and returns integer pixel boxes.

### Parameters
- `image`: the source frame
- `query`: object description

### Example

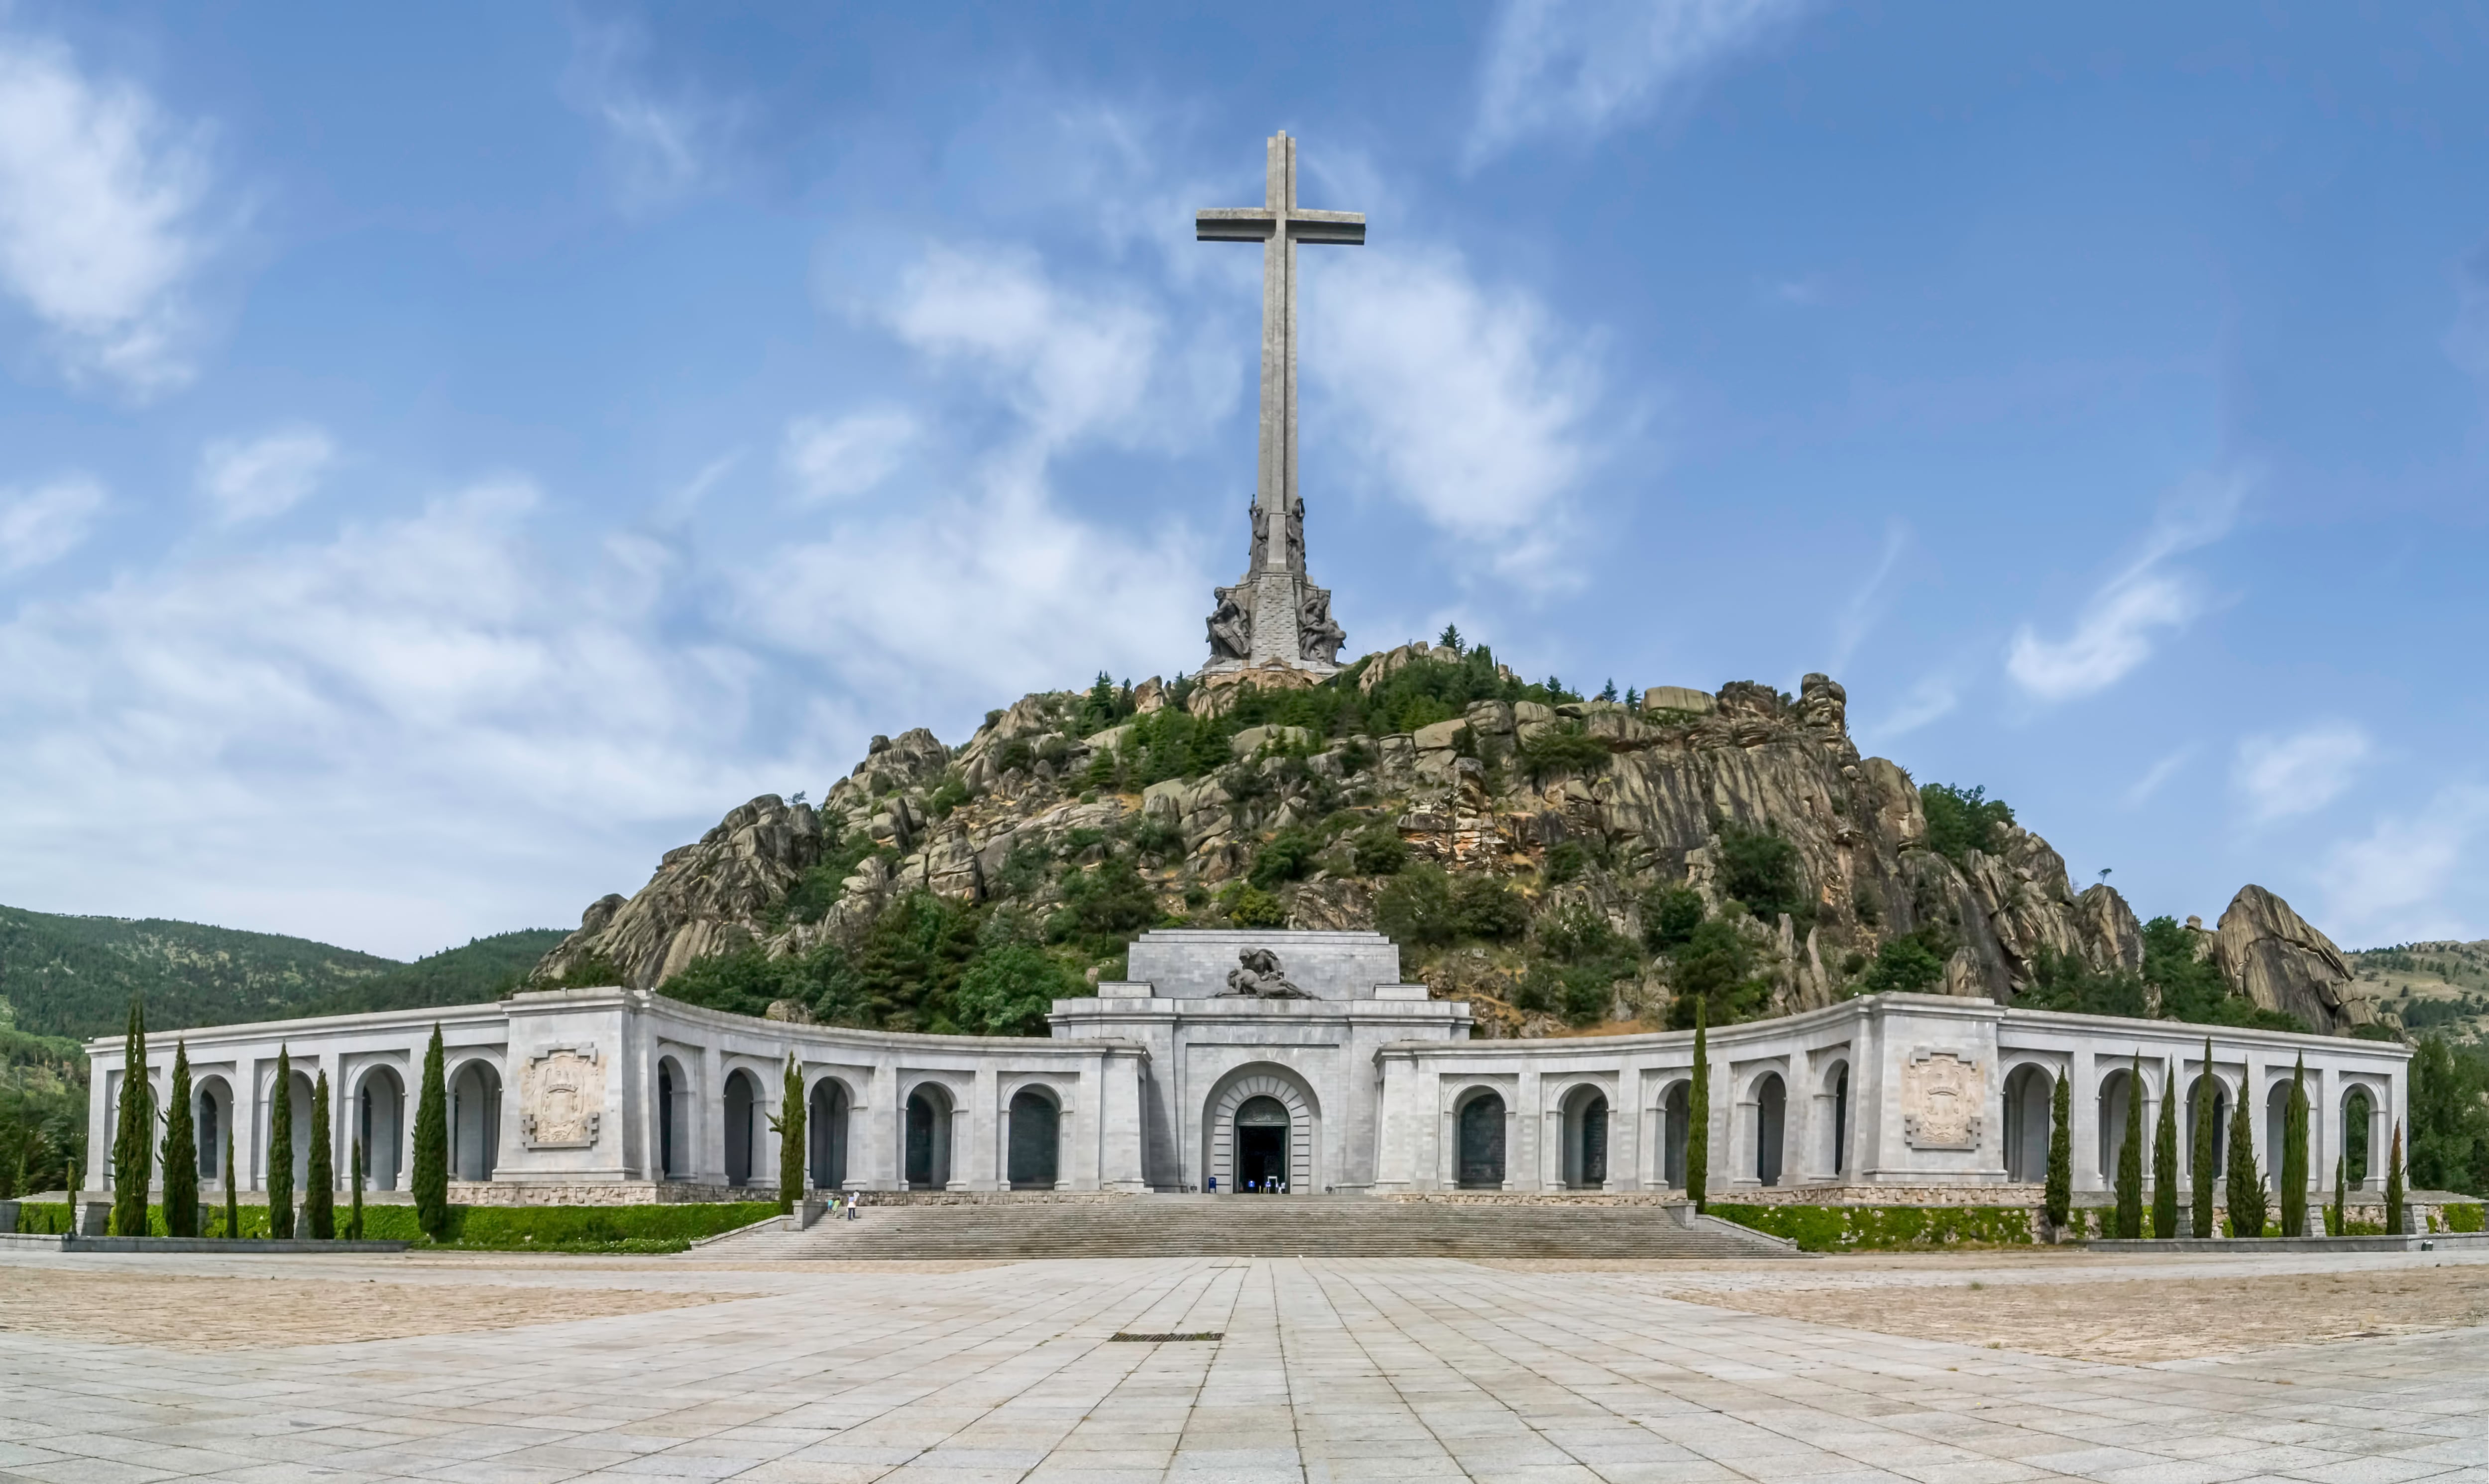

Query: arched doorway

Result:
[723,1069,759,1187]
[448,1061,499,1182]
[1561,1086,1608,1189]
[2096,1067,2135,1182]
[1006,1087,1058,1190]
[809,1079,850,1190]
[2187,1073,2229,1178]
[1825,1061,1851,1178]
[357,1067,405,1191]
[2002,1064,2051,1182]
[1457,1091,1506,1189]
[194,1075,231,1185]
[1235,1097,1291,1191]
[905,1085,954,1189]
[657,1058,688,1178]
[1753,1072,1786,1187]
[2343,1087,2374,1185]
[1661,1081,1690,1188]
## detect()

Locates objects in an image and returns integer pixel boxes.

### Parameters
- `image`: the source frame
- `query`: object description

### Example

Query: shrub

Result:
[1374,868,1457,948]
[305,1071,335,1240]
[2226,1092,2266,1237]
[161,1039,197,1239]
[1709,1203,2035,1252]
[927,772,972,817]
[954,945,1079,1036]
[1248,827,1321,890]
[1542,841,1587,886]
[2045,1070,2071,1230]
[1640,886,1704,952]
[414,1026,449,1240]
[2152,1069,2179,1240]
[1714,820,1809,929]
[1519,724,1608,784]
[1351,826,1408,877]
[1863,932,1947,996]
[1920,783,2014,866]
[110,1001,151,1239]
[1452,876,1529,941]
[1666,917,1769,1027]
[1535,902,1624,965]
[267,1044,295,1240]
[1223,885,1288,929]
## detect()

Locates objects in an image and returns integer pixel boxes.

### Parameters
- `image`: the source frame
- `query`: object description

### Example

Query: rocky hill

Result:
[533,644,2378,1038]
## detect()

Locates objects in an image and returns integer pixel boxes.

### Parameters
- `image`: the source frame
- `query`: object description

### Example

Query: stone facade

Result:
[84,930,2411,1208]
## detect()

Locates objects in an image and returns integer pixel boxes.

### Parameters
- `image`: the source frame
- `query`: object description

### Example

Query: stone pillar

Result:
[700,1046,725,1185]
[2069,1049,2101,1193]
[865,1060,899,1191]
[1098,1052,1147,1192]
[966,1064,998,1191]
[1515,1068,1546,1191]
[1370,1056,1415,1193]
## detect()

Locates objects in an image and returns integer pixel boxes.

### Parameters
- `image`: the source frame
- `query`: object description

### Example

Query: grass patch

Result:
[1708,1203,2036,1252]
[21,1199,778,1251]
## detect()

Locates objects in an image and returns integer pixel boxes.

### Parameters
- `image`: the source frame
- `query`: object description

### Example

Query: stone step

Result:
[697,1199,1799,1260]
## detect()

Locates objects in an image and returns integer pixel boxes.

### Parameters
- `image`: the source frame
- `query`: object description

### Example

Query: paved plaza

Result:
[0,1247,2483,1483]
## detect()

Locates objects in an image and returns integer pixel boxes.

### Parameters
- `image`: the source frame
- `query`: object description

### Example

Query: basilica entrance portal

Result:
[1235,1096,1289,1191]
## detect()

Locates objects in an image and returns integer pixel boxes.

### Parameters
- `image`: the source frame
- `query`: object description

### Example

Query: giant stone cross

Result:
[1198,132,1359,676]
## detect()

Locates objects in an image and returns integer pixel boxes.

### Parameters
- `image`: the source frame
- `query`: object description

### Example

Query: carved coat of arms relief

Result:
[522,1045,604,1149]
[1901,1049,1982,1150]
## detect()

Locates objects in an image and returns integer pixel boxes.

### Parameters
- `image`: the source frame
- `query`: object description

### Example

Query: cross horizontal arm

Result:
[1197,209,1276,241]
[1286,211,1365,245]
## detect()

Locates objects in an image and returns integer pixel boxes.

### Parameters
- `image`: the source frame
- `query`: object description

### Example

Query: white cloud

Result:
[1309,248,1604,586]
[1827,520,1907,673]
[0,30,213,393]
[1469,0,1807,165]
[2122,744,2197,809]
[2233,722,2371,824]
[0,481,795,956]
[2005,482,2241,703]
[783,410,917,505]
[562,20,738,214]
[0,474,104,573]
[198,427,335,522]
[2320,786,2489,945]
[1858,672,1957,746]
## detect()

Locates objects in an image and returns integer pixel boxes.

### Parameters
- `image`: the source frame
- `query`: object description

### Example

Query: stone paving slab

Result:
[0,1250,2484,1482]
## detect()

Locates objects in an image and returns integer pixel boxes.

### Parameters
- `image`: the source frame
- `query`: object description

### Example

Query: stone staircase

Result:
[696,1196,1803,1260]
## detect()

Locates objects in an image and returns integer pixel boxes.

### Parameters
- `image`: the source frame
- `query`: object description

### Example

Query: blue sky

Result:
[1,1,2486,960]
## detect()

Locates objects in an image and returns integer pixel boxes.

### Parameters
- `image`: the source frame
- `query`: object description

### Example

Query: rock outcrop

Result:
[531,657,2374,1036]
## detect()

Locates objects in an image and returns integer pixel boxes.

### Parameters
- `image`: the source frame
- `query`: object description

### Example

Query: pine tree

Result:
[223,1128,238,1239]
[162,1040,198,1238]
[2114,1054,2144,1239]
[266,1046,295,1240]
[2384,1120,2405,1234]
[2151,1067,2178,1240]
[305,1070,336,1240]
[2190,1037,2215,1239]
[2280,1055,2309,1238]
[2330,1153,2346,1237]
[1687,999,1709,1214]
[775,1054,806,1216]
[111,1000,153,1238]
[348,1139,366,1241]
[2044,1068,2071,1231]
[412,1024,449,1240]
[2225,1088,2264,1238]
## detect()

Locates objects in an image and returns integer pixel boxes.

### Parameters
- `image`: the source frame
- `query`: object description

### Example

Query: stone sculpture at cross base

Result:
[1197,131,1360,679]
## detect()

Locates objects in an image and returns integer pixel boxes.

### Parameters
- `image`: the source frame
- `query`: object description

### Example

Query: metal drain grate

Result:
[1110,1332,1222,1343]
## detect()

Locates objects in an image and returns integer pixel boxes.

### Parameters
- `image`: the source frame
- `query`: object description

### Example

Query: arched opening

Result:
[2096,1067,2134,1181]
[1234,1096,1291,1192]
[809,1078,850,1191]
[1753,1072,1786,1187]
[1006,1087,1059,1190]
[723,1069,760,1187]
[2002,1064,2052,1183]
[2343,1087,2374,1186]
[1560,1086,1608,1190]
[1457,1091,1506,1189]
[657,1058,688,1178]
[356,1067,405,1192]
[1661,1081,1690,1188]
[194,1075,231,1184]
[2265,1079,2292,1192]
[1826,1061,1851,1177]
[287,1069,317,1190]
[2187,1074,2229,1178]
[450,1061,501,1182]
[905,1085,954,1189]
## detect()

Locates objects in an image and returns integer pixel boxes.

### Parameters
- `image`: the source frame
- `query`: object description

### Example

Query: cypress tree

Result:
[305,1071,335,1240]
[111,1000,153,1238]
[2225,1087,2264,1238]
[2043,1067,2071,1231]
[162,1040,198,1238]
[2190,1038,2215,1239]
[2151,1067,2178,1240]
[2280,1056,2309,1238]
[266,1046,295,1240]
[412,1024,450,1240]
[2330,1153,2346,1237]
[2114,1054,2144,1239]
[1687,999,1709,1214]
[348,1139,365,1241]
[776,1054,806,1216]
[2384,1120,2405,1234]
[223,1128,238,1239]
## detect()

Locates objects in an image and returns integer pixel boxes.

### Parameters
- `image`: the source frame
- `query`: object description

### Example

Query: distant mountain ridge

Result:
[0,905,564,1039]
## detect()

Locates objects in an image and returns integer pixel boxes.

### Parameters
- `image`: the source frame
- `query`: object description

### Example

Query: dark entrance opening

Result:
[1663,1081,1690,1188]
[905,1088,951,1189]
[1755,1072,1786,1187]
[1457,1091,1506,1189]
[809,1079,849,1191]
[658,1063,676,1178]
[1008,1089,1059,1189]
[1235,1095,1289,1191]
[723,1069,757,1187]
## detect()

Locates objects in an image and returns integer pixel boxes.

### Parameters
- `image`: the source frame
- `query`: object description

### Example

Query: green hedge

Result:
[1708,1203,2035,1251]
[2440,1203,2483,1234]
[16,1200,776,1252]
